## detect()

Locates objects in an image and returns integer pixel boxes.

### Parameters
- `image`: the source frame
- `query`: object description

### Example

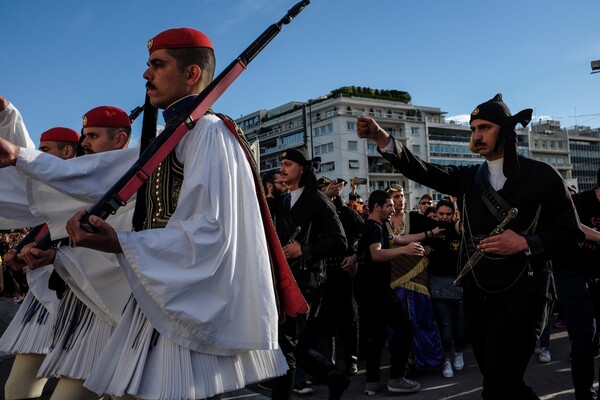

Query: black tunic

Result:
[379,140,584,295]
[274,186,347,289]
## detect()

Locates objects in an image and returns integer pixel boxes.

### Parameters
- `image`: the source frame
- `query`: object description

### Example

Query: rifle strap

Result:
[475,162,513,223]
[114,61,247,206]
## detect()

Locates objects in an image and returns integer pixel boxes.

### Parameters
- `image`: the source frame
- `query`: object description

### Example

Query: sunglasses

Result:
[420,201,433,205]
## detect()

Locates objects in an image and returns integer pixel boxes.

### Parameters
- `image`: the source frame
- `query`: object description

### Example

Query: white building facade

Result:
[237,88,598,209]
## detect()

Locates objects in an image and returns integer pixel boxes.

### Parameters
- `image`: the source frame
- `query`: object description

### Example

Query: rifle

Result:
[10,103,147,260]
[10,2,311,318]
[78,1,311,318]
[80,0,310,230]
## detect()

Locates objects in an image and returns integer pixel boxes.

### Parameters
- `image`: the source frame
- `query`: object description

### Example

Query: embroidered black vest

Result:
[141,151,184,230]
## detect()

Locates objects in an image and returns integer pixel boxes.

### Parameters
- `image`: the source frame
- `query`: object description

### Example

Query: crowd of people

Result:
[0,230,29,303]
[257,94,600,400]
[265,167,473,392]
[0,24,598,400]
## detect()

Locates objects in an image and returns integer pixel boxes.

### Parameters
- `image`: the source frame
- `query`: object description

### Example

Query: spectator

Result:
[415,193,433,214]
[356,189,423,395]
[385,185,445,372]
[425,206,437,220]
[552,170,600,400]
[262,169,288,218]
[428,199,467,378]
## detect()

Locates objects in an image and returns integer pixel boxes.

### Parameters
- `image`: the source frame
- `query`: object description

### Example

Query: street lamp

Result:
[303,96,327,158]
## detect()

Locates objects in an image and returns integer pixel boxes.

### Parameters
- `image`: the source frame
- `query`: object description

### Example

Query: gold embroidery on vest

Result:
[144,151,184,229]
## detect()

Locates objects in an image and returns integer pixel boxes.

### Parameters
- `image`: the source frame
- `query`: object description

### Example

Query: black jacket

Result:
[275,187,347,289]
[379,140,584,295]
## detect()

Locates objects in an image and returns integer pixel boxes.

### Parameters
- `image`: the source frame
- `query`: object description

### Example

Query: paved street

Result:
[0,295,596,399]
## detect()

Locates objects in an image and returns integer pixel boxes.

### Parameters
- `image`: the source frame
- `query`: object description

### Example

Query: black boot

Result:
[271,368,295,400]
[326,370,350,400]
[345,355,358,376]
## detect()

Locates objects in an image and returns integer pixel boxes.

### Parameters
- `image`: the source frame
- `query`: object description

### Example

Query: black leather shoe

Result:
[346,362,358,376]
[326,371,350,400]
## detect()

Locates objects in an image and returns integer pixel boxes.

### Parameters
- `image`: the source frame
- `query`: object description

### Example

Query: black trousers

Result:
[317,265,359,366]
[271,287,343,400]
[464,288,550,400]
[554,270,598,400]
[358,296,412,383]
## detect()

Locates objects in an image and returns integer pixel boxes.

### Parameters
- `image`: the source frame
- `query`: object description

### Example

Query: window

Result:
[411,127,419,135]
[241,116,258,131]
[314,142,334,155]
[348,140,358,151]
[282,132,303,147]
[367,143,378,155]
[347,121,356,131]
[315,123,333,137]
[321,161,335,172]
[412,144,421,154]
[349,160,359,169]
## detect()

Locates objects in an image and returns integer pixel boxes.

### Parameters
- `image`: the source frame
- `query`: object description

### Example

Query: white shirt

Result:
[289,186,304,209]
[486,158,507,191]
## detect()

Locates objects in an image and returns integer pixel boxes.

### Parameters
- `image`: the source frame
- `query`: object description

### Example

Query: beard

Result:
[272,188,285,198]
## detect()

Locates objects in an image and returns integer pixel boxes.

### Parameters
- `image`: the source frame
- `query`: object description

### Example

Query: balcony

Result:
[368,160,397,174]
[260,137,304,156]
[342,109,423,123]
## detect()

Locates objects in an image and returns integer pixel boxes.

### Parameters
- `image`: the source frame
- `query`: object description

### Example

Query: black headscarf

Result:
[280,146,318,190]
[470,93,533,179]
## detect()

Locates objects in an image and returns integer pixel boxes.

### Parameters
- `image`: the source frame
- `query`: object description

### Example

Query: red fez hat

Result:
[147,28,213,54]
[82,106,131,128]
[40,127,80,143]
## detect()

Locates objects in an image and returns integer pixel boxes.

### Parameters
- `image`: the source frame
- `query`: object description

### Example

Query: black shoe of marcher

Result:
[256,380,273,391]
[326,371,350,400]
[293,381,314,395]
[346,362,358,376]
[346,356,358,376]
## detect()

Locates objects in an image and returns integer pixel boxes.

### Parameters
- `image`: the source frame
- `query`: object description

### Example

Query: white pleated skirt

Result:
[37,288,114,380]
[0,291,54,354]
[85,297,288,400]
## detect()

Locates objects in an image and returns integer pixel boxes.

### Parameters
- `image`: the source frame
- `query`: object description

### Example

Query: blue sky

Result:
[2,0,600,145]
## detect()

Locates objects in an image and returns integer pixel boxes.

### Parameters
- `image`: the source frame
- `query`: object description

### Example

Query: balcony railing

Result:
[260,137,304,155]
